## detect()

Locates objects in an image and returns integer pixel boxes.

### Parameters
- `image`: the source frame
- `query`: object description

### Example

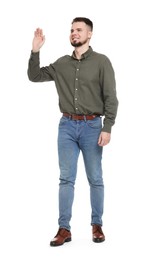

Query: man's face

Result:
[70,21,92,47]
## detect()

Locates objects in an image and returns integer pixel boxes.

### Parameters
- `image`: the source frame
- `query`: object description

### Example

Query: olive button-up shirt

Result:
[28,46,118,133]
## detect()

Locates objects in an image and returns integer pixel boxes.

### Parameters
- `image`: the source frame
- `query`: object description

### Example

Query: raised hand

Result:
[32,28,45,52]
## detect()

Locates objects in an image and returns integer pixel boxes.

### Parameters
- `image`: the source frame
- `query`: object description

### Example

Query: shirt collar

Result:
[72,46,93,60]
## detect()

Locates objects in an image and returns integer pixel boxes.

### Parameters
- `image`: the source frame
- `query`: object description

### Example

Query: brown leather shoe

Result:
[92,224,105,243]
[50,228,71,246]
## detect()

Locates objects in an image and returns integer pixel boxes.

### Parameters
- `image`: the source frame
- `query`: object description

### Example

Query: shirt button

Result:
[76,108,78,110]
[75,98,77,100]
[76,78,78,80]
[76,88,78,90]
[77,68,79,71]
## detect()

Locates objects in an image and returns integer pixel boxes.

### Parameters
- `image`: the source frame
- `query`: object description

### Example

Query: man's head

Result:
[70,17,93,47]
[72,17,93,31]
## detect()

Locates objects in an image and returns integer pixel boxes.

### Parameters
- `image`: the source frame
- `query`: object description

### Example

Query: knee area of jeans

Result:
[88,178,104,187]
[59,179,75,187]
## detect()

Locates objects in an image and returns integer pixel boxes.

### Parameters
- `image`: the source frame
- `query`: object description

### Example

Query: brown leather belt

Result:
[63,113,101,120]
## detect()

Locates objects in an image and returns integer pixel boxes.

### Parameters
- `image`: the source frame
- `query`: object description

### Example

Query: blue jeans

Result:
[57,116,104,230]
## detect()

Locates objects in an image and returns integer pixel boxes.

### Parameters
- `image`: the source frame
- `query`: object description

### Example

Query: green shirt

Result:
[28,47,118,133]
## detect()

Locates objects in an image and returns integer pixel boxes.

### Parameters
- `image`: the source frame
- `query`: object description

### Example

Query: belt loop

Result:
[84,115,86,121]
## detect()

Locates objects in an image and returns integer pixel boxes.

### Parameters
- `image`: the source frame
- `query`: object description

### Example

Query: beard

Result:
[71,41,83,47]
[71,38,88,47]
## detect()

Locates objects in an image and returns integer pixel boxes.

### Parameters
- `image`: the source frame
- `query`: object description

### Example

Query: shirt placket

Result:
[74,60,81,114]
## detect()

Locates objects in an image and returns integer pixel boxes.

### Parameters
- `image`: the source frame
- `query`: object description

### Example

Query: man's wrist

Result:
[32,49,40,53]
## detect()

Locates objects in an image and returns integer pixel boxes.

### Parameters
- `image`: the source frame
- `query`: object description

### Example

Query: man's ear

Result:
[88,31,93,39]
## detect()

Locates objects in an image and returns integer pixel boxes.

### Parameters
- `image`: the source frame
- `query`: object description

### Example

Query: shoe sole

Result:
[50,237,71,247]
[93,237,105,243]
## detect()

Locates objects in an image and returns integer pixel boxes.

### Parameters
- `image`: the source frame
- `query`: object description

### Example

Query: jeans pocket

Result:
[87,117,102,129]
[59,116,69,127]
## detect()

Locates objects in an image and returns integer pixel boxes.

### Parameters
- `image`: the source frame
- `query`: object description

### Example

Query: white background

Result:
[0,0,145,259]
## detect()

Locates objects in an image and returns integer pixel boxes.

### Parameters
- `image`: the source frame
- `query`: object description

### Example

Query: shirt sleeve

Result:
[27,51,55,82]
[100,56,119,133]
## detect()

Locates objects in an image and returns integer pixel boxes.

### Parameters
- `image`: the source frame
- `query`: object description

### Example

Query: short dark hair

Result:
[72,17,93,31]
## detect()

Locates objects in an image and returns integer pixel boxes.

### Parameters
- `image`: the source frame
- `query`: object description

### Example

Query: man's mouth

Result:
[72,38,79,41]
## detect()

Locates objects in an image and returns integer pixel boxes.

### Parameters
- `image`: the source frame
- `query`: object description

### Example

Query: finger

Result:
[98,138,108,146]
[98,138,103,146]
[35,28,43,37]
[98,135,102,145]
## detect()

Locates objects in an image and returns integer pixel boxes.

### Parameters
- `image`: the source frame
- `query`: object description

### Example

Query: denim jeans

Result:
[57,116,104,230]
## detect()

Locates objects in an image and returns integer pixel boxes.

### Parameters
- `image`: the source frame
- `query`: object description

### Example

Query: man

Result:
[28,17,118,246]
